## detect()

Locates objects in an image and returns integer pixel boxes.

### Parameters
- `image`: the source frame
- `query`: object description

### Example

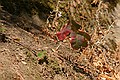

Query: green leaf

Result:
[70,33,88,50]
[37,50,46,59]
[71,19,82,32]
[77,31,91,41]
[70,19,91,41]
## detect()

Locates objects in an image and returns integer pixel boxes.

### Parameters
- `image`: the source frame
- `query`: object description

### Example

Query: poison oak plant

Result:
[56,19,91,50]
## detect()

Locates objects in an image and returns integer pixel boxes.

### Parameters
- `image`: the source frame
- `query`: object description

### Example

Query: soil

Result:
[0,4,120,80]
[0,9,86,80]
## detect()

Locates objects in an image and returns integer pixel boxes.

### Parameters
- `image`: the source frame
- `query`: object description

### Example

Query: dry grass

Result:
[46,0,119,79]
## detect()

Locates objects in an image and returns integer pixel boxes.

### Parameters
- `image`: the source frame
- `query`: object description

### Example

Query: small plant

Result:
[37,50,48,64]
[0,27,6,32]
[37,50,46,59]
[56,19,91,50]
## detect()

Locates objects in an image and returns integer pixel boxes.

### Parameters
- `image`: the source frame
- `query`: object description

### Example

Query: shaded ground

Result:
[0,3,120,80]
[0,9,92,80]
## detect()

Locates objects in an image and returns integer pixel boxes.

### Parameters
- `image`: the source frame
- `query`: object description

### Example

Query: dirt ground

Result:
[0,4,120,80]
[0,9,88,80]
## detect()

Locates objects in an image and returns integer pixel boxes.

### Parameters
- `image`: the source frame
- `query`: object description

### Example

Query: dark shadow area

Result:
[0,0,52,36]
[0,0,52,20]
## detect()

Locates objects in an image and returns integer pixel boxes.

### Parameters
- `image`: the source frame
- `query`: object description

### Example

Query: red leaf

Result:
[56,23,71,41]
[69,32,76,43]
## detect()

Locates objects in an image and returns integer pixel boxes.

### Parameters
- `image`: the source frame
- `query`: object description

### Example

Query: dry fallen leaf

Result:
[97,74,116,80]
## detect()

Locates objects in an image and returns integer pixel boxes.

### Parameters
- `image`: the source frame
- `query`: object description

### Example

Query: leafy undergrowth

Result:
[0,0,120,80]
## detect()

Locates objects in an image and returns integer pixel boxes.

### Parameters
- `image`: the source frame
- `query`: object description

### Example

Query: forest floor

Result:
[0,4,120,80]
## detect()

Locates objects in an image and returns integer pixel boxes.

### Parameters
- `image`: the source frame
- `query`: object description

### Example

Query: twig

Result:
[52,0,60,30]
